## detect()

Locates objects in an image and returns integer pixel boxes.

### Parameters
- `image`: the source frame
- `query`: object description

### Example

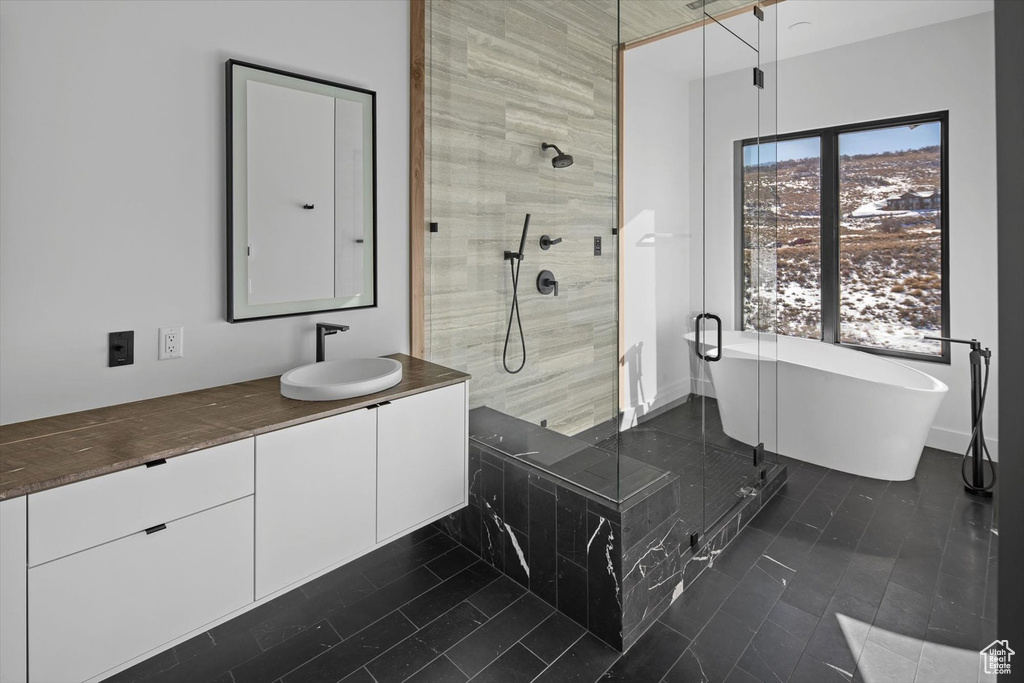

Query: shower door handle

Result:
[695,313,723,362]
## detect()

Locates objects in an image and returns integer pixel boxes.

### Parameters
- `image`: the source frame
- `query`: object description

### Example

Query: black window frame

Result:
[740,110,950,364]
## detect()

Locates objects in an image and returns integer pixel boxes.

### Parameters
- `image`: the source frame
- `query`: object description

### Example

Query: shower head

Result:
[541,142,574,169]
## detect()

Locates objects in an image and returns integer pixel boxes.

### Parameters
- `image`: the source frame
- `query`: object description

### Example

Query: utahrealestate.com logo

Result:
[980,640,1014,676]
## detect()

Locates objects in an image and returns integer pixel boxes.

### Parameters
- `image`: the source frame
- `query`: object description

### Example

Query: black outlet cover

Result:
[109,330,134,367]
[594,236,602,256]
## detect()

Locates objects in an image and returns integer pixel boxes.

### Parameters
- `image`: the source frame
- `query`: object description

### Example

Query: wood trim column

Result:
[410,0,426,358]
[617,43,626,414]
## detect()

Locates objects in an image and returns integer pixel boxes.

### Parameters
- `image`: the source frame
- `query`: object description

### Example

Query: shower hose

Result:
[502,254,526,374]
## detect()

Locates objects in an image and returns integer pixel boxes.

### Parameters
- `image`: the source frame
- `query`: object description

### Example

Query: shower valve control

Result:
[594,236,602,256]
[537,270,558,296]
[539,235,562,250]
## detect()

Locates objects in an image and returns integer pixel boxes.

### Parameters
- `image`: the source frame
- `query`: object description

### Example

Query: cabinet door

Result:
[1,497,27,683]
[29,497,254,683]
[377,383,467,542]
[255,409,377,599]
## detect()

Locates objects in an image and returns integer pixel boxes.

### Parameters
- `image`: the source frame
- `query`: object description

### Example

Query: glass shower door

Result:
[699,3,775,535]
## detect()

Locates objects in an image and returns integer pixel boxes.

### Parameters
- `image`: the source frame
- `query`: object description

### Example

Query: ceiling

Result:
[628,0,994,82]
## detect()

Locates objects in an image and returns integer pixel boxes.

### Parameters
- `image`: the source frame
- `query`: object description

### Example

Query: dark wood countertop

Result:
[0,354,470,500]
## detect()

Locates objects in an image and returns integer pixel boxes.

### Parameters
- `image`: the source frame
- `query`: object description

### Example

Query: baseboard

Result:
[928,425,999,461]
[621,378,691,429]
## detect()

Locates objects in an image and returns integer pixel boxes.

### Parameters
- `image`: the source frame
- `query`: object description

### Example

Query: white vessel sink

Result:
[281,358,403,401]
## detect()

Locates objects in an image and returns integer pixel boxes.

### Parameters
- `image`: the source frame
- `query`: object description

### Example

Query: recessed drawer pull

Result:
[145,523,167,535]
[145,459,167,468]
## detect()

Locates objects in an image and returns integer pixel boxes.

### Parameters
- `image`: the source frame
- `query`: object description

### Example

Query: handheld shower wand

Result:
[924,335,995,495]
[503,214,530,374]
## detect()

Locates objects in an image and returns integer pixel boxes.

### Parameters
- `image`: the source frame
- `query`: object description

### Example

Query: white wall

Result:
[627,11,999,456]
[0,0,410,424]
[622,61,692,425]
[781,11,998,457]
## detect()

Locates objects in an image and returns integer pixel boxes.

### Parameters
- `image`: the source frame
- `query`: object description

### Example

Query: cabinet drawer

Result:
[29,496,254,683]
[28,438,254,566]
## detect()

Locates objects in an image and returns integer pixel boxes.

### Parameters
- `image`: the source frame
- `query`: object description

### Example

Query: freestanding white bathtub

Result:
[691,330,948,481]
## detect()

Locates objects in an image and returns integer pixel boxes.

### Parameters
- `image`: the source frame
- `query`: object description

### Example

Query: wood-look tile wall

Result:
[424,0,619,436]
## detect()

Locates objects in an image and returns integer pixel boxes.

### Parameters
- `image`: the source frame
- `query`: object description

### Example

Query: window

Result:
[741,112,949,362]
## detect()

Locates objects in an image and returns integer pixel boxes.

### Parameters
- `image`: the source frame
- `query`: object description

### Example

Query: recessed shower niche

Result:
[421,0,783,652]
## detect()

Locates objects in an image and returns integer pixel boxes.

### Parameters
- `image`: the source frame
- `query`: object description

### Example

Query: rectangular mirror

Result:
[227,60,376,322]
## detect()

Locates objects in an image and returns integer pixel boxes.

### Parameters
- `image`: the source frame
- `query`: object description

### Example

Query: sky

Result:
[743,121,942,165]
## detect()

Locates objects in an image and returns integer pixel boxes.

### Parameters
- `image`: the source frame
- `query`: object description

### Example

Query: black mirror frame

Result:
[225,59,378,323]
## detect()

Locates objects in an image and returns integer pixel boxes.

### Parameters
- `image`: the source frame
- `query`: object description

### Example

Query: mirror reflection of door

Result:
[334,100,364,299]
[246,81,336,306]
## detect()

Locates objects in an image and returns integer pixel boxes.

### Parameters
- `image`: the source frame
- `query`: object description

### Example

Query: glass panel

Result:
[838,121,944,356]
[743,137,821,340]
[701,6,763,533]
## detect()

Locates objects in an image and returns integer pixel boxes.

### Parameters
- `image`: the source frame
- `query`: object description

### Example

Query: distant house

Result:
[885,190,940,211]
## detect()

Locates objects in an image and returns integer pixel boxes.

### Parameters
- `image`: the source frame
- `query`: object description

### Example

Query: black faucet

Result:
[316,323,349,362]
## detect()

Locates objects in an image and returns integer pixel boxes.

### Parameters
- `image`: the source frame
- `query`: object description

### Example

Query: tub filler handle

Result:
[695,313,722,362]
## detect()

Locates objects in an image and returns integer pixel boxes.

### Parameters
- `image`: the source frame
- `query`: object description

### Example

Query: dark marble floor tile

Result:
[230,620,340,683]
[889,539,944,596]
[766,599,819,642]
[599,621,688,682]
[791,489,846,530]
[815,470,858,498]
[804,592,878,674]
[725,666,764,683]
[714,527,775,581]
[780,467,826,502]
[468,575,526,618]
[834,553,895,607]
[780,570,841,619]
[368,602,486,683]
[720,563,787,630]
[659,568,738,640]
[282,611,416,683]
[762,519,821,568]
[446,593,552,678]
[401,563,499,629]
[519,611,586,665]
[120,620,262,683]
[684,610,757,683]
[328,565,441,639]
[301,566,376,604]
[428,545,482,581]
[873,581,932,644]
[404,656,467,683]
[738,618,806,683]
[925,594,988,650]
[339,667,375,683]
[790,652,856,683]
[531,632,620,683]
[471,643,547,683]
[365,532,459,589]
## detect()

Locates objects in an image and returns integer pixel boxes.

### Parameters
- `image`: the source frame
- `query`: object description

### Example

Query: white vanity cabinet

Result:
[254,382,468,595]
[0,376,468,683]
[0,496,27,683]
[26,439,255,683]
[377,383,468,541]
[255,407,377,599]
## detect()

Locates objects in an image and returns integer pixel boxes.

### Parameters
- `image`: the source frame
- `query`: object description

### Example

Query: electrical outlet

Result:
[158,326,183,360]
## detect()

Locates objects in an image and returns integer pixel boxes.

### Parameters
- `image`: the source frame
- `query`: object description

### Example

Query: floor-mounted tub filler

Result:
[691,330,947,481]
